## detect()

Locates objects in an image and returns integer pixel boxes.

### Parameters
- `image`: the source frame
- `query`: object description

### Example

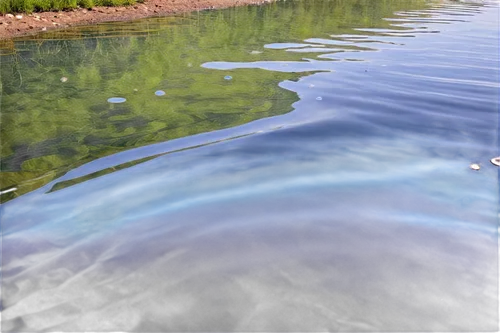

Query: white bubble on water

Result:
[469,163,480,171]
[107,97,126,104]
[316,96,323,101]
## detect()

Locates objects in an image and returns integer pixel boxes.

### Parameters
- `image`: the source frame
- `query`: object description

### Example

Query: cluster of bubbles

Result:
[468,158,500,170]
[104,75,235,104]
[106,89,168,103]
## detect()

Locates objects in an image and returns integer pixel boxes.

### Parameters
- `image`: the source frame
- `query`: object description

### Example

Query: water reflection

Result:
[1,0,499,331]
[1,0,454,200]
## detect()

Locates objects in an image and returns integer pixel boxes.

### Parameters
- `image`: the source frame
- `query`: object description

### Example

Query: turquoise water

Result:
[1,0,499,331]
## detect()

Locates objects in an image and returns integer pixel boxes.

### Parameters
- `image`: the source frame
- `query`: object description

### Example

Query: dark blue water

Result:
[1,0,499,331]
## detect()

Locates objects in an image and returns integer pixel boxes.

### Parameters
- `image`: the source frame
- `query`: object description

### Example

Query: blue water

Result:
[1,0,499,331]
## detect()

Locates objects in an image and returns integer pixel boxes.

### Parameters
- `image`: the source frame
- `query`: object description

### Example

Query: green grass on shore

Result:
[0,0,144,14]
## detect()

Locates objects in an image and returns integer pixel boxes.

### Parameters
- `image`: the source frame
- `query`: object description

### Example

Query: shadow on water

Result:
[0,0,498,331]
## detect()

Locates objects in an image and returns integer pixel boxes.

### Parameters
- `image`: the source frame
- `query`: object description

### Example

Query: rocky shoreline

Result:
[0,0,273,40]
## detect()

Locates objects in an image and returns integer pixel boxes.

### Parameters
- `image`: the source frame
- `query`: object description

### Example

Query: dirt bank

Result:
[0,0,273,40]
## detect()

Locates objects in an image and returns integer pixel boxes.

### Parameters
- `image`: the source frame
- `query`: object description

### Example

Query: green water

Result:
[0,0,429,200]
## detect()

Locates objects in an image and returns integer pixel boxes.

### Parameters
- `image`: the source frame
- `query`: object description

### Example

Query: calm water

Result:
[1,0,499,331]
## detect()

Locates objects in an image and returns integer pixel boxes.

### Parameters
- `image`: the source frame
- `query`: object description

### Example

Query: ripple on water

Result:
[1,1,499,331]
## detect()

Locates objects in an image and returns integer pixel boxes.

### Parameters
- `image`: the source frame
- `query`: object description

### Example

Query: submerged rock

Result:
[21,155,68,171]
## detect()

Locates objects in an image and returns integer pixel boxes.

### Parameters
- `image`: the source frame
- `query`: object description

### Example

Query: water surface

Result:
[0,0,499,331]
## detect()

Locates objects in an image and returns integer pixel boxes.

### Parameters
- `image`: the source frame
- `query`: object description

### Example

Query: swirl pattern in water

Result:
[0,0,499,331]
